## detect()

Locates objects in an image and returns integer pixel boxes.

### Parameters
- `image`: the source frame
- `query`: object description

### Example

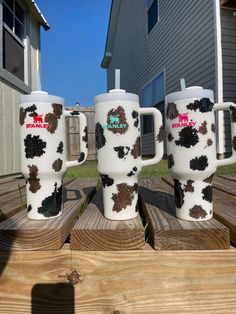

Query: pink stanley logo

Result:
[26,114,49,129]
[172,112,196,129]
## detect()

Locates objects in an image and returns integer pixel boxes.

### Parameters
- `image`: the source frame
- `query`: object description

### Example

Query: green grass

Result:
[65,159,236,179]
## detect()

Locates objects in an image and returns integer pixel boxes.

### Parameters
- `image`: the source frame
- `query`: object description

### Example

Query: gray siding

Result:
[222,8,236,102]
[107,0,215,96]
[106,0,216,155]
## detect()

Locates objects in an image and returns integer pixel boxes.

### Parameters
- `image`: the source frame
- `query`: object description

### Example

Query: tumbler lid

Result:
[20,91,65,105]
[94,88,139,104]
[165,79,214,103]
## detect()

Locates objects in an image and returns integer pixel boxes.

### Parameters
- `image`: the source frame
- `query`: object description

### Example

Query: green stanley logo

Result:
[103,114,127,129]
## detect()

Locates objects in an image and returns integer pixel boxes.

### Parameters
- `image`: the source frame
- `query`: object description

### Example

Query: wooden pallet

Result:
[0,175,236,313]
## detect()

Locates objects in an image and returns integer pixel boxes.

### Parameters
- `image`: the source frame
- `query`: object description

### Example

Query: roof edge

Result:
[29,0,50,30]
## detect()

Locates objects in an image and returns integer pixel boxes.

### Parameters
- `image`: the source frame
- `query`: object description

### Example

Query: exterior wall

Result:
[0,3,41,176]
[221,8,236,154]
[106,0,216,154]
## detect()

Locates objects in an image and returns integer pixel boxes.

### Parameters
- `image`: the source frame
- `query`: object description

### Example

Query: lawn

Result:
[65,159,236,178]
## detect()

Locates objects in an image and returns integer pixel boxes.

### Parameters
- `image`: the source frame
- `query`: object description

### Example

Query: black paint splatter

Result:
[82,126,88,148]
[24,134,46,159]
[100,174,114,187]
[27,205,32,212]
[57,142,64,154]
[70,111,80,116]
[168,133,174,142]
[175,126,199,148]
[167,154,174,168]
[127,171,135,177]
[202,185,212,203]
[230,106,236,123]
[190,155,209,171]
[174,179,184,209]
[187,98,214,113]
[25,104,37,117]
[211,124,216,133]
[113,146,130,159]
[78,152,85,163]
[132,110,139,127]
[95,123,106,150]
[37,184,63,218]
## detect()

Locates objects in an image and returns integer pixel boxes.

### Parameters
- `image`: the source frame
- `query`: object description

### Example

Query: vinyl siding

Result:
[0,9,41,176]
[106,0,216,155]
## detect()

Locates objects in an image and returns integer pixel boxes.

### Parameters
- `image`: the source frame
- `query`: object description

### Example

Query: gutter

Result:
[213,0,224,155]
[30,0,50,30]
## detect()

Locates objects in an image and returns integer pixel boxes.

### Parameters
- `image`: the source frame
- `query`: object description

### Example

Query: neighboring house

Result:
[0,0,49,176]
[101,0,236,156]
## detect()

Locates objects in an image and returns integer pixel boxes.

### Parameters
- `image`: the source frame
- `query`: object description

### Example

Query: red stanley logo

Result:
[172,113,196,129]
[26,114,49,129]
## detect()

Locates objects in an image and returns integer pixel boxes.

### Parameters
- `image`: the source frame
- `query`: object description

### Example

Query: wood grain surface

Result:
[0,245,236,313]
[71,190,145,250]
[0,179,97,250]
[139,180,230,250]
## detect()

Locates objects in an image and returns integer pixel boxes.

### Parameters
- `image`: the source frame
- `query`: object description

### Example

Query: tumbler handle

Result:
[64,111,88,168]
[139,107,164,167]
[214,102,236,167]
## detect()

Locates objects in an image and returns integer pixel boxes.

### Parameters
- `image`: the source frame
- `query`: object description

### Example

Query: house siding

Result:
[106,0,216,155]
[0,9,41,176]
[221,8,236,155]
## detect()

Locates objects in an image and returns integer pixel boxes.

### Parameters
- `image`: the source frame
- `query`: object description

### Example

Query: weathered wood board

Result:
[0,179,97,250]
[71,190,145,250]
[0,245,236,313]
[139,178,230,250]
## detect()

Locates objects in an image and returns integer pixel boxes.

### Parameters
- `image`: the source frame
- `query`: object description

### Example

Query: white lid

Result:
[94,88,139,104]
[20,91,65,105]
[165,86,214,103]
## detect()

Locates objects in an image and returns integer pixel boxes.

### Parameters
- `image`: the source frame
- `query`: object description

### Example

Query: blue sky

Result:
[36,1,111,106]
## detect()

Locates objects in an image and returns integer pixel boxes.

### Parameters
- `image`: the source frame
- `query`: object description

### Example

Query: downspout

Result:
[213,0,224,157]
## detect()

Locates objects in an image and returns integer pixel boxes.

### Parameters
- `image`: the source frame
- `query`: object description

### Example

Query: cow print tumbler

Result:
[19,91,88,220]
[94,88,164,220]
[165,85,236,221]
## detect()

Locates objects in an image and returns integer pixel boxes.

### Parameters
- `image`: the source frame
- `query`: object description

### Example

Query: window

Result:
[147,0,159,33]
[2,0,25,81]
[142,71,165,134]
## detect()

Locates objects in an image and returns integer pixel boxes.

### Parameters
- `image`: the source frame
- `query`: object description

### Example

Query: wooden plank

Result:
[139,178,230,250]
[70,191,145,251]
[213,176,236,196]
[0,245,236,313]
[0,179,97,250]
[0,178,25,196]
[219,174,236,183]
[162,176,236,247]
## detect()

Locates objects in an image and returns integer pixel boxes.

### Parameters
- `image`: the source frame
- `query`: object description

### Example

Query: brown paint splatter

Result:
[166,103,179,120]
[203,174,214,184]
[156,126,163,142]
[52,103,63,119]
[189,205,207,219]
[168,132,174,142]
[106,106,129,134]
[198,121,207,135]
[19,107,26,125]
[207,138,213,147]
[131,137,141,159]
[27,165,41,193]
[184,180,194,192]
[82,126,88,148]
[112,183,136,213]
[52,158,63,172]
[45,113,58,134]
